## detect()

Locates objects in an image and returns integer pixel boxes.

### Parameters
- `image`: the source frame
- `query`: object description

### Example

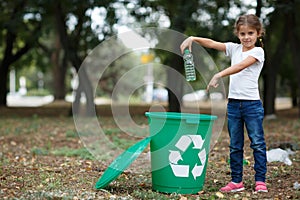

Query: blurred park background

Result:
[1,1,300,199]
[0,0,299,117]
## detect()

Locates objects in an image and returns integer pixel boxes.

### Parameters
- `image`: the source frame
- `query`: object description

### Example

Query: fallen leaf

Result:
[198,190,205,194]
[179,195,188,200]
[215,191,224,198]
[85,166,92,171]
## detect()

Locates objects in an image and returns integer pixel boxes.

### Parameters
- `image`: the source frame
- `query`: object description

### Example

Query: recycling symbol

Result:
[169,135,206,180]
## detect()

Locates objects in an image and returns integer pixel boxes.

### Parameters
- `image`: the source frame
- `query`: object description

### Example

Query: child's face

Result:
[237,25,260,51]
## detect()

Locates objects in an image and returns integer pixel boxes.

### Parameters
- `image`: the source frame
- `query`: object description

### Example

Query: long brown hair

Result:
[234,14,265,47]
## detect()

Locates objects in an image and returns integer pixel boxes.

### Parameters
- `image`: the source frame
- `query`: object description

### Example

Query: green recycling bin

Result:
[145,112,217,194]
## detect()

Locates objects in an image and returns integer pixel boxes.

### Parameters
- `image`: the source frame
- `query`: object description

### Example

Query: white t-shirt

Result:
[225,42,265,100]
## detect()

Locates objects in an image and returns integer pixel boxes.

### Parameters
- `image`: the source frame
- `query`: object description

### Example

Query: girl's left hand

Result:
[206,73,221,91]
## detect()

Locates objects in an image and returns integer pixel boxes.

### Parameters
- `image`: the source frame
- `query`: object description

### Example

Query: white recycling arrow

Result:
[169,134,207,179]
[175,135,192,152]
[170,164,189,177]
[188,135,204,149]
[191,149,207,180]
[191,164,204,180]
[169,150,183,164]
[198,148,207,165]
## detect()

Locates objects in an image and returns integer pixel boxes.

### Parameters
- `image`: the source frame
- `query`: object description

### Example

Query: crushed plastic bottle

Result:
[183,49,196,81]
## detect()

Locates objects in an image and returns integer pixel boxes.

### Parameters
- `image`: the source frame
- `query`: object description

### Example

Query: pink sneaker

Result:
[255,181,268,192]
[220,182,245,192]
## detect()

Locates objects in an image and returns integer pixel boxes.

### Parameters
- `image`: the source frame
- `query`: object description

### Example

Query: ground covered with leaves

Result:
[0,106,299,199]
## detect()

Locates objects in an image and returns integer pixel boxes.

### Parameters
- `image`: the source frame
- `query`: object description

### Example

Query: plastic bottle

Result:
[183,49,196,81]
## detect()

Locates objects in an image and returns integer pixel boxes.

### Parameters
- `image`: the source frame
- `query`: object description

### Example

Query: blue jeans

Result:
[227,99,267,183]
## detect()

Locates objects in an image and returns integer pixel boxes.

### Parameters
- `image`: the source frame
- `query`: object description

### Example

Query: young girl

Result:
[180,14,268,193]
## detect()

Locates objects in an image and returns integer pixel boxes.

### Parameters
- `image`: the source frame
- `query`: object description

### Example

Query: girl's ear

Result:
[258,29,265,38]
[257,31,262,38]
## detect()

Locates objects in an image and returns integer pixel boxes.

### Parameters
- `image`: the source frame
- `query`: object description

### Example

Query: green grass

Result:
[104,128,122,135]
[31,147,49,156]
[31,146,95,160]
[65,130,79,138]
[51,147,94,160]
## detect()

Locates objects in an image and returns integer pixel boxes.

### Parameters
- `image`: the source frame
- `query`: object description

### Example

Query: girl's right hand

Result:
[206,73,221,91]
[180,36,193,54]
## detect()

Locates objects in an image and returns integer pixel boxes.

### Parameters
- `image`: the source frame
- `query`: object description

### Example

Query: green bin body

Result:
[145,112,217,194]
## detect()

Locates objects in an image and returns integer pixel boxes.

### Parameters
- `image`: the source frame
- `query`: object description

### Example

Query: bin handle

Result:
[186,118,199,124]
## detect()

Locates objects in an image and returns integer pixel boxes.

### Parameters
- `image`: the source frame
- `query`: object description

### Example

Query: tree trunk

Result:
[262,4,288,116]
[167,55,184,112]
[167,10,187,112]
[290,84,298,107]
[52,34,67,100]
[262,60,276,116]
[54,1,94,116]
[0,30,16,107]
[286,2,300,117]
[0,63,9,106]
[256,0,262,17]
[0,30,32,106]
[72,67,94,116]
[264,34,287,116]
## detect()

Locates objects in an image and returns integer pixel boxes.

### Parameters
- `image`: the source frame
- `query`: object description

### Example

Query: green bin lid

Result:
[95,137,151,189]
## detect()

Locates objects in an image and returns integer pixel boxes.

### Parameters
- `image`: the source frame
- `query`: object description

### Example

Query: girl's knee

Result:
[250,142,266,151]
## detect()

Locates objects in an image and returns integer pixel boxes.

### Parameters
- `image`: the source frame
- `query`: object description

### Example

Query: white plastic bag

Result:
[266,148,294,165]
[294,182,300,190]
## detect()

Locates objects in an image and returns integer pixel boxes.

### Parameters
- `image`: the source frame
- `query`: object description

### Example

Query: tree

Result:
[0,0,120,110]
[286,0,300,117]
[51,1,92,115]
[0,1,41,106]
[37,32,68,100]
[50,0,115,116]
[263,0,300,118]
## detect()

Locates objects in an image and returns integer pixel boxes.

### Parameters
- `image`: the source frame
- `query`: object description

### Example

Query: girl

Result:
[180,14,268,193]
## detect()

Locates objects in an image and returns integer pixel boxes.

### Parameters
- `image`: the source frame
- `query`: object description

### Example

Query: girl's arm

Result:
[180,36,226,53]
[207,56,257,90]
